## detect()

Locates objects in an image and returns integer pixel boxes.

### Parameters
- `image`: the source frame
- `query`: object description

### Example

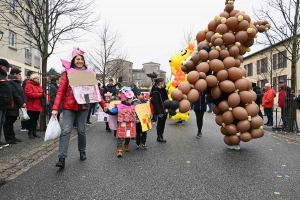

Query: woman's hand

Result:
[52,110,58,118]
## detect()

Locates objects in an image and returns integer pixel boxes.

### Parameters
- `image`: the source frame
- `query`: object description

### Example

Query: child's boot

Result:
[117,148,123,157]
[142,143,148,150]
[124,144,130,152]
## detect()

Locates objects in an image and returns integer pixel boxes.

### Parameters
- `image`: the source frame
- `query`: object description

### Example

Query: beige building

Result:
[132,61,166,87]
[0,3,41,78]
[242,38,300,106]
[106,59,133,84]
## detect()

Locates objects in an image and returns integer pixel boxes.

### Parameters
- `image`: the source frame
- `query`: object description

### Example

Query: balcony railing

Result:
[34,56,40,68]
[25,51,32,65]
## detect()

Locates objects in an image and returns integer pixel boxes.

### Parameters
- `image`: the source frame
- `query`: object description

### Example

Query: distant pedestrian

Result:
[278,79,292,128]
[191,92,206,138]
[252,83,263,118]
[49,74,62,121]
[262,83,275,126]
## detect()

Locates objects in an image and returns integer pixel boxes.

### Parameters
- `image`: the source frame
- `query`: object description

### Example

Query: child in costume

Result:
[133,91,148,150]
[109,88,121,137]
[104,92,112,132]
[107,90,136,157]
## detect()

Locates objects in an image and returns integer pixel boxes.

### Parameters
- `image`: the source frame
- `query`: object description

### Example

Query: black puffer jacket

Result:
[150,86,168,115]
[0,68,12,110]
[253,86,262,105]
[6,74,26,116]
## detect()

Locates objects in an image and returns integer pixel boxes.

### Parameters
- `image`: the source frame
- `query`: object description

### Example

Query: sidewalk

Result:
[0,115,100,184]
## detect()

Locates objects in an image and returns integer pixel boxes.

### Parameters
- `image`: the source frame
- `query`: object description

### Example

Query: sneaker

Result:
[0,146,2,150]
[227,145,241,150]
[142,143,148,150]
[14,138,22,142]
[86,122,92,125]
[92,115,96,117]
[73,126,77,129]
[136,145,141,150]
[7,140,17,144]
[20,128,28,132]
[196,133,202,138]
[152,122,156,125]
[0,142,9,148]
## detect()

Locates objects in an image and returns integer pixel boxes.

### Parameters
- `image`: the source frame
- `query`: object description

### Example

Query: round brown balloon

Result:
[221,127,228,135]
[196,30,206,43]
[226,17,238,31]
[235,79,247,91]
[232,107,248,121]
[224,135,231,145]
[218,100,229,112]
[249,90,257,102]
[238,20,250,31]
[216,69,228,82]
[215,114,223,126]
[257,25,266,33]
[214,38,224,47]
[185,60,196,71]
[240,132,252,142]
[220,11,230,19]
[211,85,222,99]
[228,67,243,81]
[230,10,240,17]
[245,78,252,90]
[197,40,209,51]
[219,80,236,93]
[235,59,241,67]
[239,91,253,104]
[229,135,240,145]
[225,4,234,13]
[228,93,240,108]
[196,62,210,73]
[216,24,228,35]
[225,124,237,135]
[209,59,225,72]
[251,128,264,138]
[181,65,188,73]
[194,79,207,92]
[239,67,247,77]
[245,103,258,117]
[243,38,254,47]
[178,82,191,94]
[187,71,200,84]
[229,45,239,57]
[219,50,230,60]
[208,20,217,31]
[182,94,187,100]
[205,31,215,42]
[179,99,191,113]
[238,45,247,55]
[187,89,200,103]
[198,50,209,61]
[244,14,251,23]
[222,32,235,44]
[206,75,219,88]
[236,55,244,63]
[213,104,222,115]
[247,29,257,39]
[235,31,248,43]
[199,72,207,79]
[250,116,263,129]
[222,111,235,125]
[223,56,236,69]
[209,50,220,61]
[210,35,217,44]
[171,89,183,101]
[192,53,201,65]
[237,120,251,132]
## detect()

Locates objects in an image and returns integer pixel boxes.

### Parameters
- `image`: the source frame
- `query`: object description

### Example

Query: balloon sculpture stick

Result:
[164,0,271,146]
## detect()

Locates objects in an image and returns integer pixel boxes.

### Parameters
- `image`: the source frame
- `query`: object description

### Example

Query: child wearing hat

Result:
[104,92,112,132]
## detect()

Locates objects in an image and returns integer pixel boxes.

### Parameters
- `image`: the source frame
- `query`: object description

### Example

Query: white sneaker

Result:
[0,146,2,150]
[227,145,241,150]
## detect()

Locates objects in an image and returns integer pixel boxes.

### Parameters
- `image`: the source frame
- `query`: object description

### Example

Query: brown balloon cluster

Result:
[168,0,270,146]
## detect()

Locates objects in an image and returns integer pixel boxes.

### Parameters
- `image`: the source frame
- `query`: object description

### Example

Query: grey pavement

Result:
[1,112,300,199]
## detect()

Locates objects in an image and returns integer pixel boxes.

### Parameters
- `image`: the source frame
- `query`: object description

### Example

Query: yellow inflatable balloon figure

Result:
[167,42,195,121]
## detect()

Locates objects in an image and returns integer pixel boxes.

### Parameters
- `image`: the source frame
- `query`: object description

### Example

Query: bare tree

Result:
[87,21,128,87]
[254,0,300,132]
[181,25,195,47]
[0,0,100,131]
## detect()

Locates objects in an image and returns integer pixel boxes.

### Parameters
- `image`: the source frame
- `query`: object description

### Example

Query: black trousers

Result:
[27,111,40,133]
[257,104,263,119]
[3,115,18,142]
[136,122,147,145]
[156,114,167,137]
[21,120,28,129]
[195,110,205,133]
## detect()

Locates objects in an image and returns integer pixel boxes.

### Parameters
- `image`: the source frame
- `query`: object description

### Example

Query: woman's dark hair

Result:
[154,78,164,85]
[70,55,86,69]
[52,74,61,81]
[10,67,22,75]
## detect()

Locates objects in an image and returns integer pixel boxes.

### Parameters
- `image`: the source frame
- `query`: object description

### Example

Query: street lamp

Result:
[0,29,3,41]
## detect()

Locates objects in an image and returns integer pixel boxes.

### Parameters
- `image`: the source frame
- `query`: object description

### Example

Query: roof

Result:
[132,69,144,72]
[142,61,160,65]
[243,34,300,60]
[107,59,133,64]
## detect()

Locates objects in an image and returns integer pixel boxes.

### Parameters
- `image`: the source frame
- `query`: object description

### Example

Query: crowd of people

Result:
[0,49,297,165]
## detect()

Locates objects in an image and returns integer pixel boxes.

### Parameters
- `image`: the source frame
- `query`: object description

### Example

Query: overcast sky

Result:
[48,0,271,77]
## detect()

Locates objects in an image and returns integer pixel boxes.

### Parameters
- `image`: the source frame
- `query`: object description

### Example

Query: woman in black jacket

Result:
[3,68,26,144]
[49,74,62,121]
[151,78,168,143]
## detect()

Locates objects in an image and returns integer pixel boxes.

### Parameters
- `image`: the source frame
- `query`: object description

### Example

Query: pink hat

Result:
[72,47,85,58]
[124,90,134,99]
[104,92,112,97]
[60,59,71,69]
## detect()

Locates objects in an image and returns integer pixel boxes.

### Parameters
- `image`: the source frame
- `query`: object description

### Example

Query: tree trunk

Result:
[39,57,48,132]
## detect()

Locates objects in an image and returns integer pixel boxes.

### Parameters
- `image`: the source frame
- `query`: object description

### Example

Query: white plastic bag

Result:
[44,117,61,141]
[19,108,30,121]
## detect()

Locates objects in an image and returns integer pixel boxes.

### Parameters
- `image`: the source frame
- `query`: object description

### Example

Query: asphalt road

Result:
[1,113,300,200]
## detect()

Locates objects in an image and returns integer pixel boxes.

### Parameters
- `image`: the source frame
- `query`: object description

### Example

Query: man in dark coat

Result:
[104,78,121,96]
[252,83,263,118]
[3,68,26,144]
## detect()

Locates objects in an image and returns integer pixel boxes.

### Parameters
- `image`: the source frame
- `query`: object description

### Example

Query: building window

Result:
[261,58,268,73]
[245,63,253,76]
[272,54,277,70]
[25,40,32,64]
[34,48,40,68]
[26,12,31,33]
[10,0,16,13]
[9,31,16,47]
[256,60,261,74]
[278,50,287,68]
[260,79,268,89]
